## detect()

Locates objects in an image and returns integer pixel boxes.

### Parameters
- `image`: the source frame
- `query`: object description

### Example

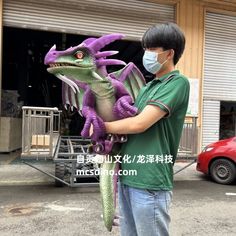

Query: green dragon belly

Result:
[95,97,116,122]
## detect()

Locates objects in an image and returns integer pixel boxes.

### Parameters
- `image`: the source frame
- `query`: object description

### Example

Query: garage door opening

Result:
[220,101,236,140]
[2,27,149,135]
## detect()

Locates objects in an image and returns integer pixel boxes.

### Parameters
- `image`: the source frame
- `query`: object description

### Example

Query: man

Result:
[104,23,190,236]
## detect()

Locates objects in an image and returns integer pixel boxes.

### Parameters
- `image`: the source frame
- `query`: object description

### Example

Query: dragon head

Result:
[44,34,126,87]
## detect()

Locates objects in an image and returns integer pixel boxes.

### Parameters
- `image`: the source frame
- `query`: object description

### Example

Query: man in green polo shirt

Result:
[104,23,189,236]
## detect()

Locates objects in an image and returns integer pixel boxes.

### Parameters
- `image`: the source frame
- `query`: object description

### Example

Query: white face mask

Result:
[142,50,168,74]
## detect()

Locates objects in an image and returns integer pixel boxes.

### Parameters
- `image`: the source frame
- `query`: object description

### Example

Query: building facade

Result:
[0,0,236,152]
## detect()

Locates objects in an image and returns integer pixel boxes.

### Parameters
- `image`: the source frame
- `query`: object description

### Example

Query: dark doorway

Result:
[220,101,236,140]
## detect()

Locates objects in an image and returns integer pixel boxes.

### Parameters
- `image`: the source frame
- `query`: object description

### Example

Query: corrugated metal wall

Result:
[202,100,220,147]
[204,12,236,100]
[0,0,2,117]
[3,0,175,41]
[202,11,236,147]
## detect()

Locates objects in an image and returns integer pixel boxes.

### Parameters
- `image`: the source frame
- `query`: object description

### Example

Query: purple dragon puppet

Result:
[44,34,146,231]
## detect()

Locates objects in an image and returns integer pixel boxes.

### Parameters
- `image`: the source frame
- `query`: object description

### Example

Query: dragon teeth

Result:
[49,63,74,67]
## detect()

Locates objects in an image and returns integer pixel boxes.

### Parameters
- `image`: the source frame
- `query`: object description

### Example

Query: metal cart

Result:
[21,106,99,187]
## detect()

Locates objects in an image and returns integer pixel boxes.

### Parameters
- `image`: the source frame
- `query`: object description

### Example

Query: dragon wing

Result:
[109,62,146,101]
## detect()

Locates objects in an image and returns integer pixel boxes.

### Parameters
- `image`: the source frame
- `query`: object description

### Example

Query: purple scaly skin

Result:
[44,34,146,231]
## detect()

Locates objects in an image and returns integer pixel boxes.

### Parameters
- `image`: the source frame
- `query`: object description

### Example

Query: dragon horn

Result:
[81,37,97,46]
[49,44,56,51]
[95,51,119,58]
[96,59,126,66]
[89,34,125,52]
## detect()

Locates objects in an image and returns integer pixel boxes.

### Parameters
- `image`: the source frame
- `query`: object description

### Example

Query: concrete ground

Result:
[0,151,235,236]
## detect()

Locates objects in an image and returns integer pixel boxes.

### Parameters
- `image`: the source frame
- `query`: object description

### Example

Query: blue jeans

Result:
[118,182,173,236]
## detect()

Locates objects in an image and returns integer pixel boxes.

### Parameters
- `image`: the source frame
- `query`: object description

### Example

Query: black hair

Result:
[141,23,185,65]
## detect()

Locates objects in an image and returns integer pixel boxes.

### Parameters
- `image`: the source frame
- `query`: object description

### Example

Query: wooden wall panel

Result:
[176,0,204,79]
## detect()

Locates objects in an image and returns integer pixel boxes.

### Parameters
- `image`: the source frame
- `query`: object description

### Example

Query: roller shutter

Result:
[203,12,236,147]
[3,0,175,40]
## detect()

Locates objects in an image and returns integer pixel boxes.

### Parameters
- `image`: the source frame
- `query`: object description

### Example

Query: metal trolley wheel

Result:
[55,162,66,187]
[210,158,236,185]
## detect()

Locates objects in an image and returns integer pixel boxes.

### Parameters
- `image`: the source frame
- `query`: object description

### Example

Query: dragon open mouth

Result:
[49,63,76,67]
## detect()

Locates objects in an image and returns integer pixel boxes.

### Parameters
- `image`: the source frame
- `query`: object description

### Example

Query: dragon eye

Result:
[75,51,84,59]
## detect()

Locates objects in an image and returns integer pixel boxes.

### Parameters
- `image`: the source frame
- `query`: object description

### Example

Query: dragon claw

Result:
[120,135,127,143]
[112,221,119,227]
[112,214,123,227]
[113,95,137,119]
[107,134,115,142]
[91,134,128,154]
[81,106,106,141]
[114,214,123,219]
[93,143,104,153]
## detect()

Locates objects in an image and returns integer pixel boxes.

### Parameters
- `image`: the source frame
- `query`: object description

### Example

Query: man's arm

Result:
[104,105,167,134]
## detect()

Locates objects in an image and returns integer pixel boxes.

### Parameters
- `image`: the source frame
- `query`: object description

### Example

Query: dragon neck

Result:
[89,71,115,99]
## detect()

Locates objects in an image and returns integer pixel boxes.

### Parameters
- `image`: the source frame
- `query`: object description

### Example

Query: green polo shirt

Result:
[120,70,190,190]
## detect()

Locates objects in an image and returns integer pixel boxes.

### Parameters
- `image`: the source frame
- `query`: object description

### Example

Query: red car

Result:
[197,137,236,185]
